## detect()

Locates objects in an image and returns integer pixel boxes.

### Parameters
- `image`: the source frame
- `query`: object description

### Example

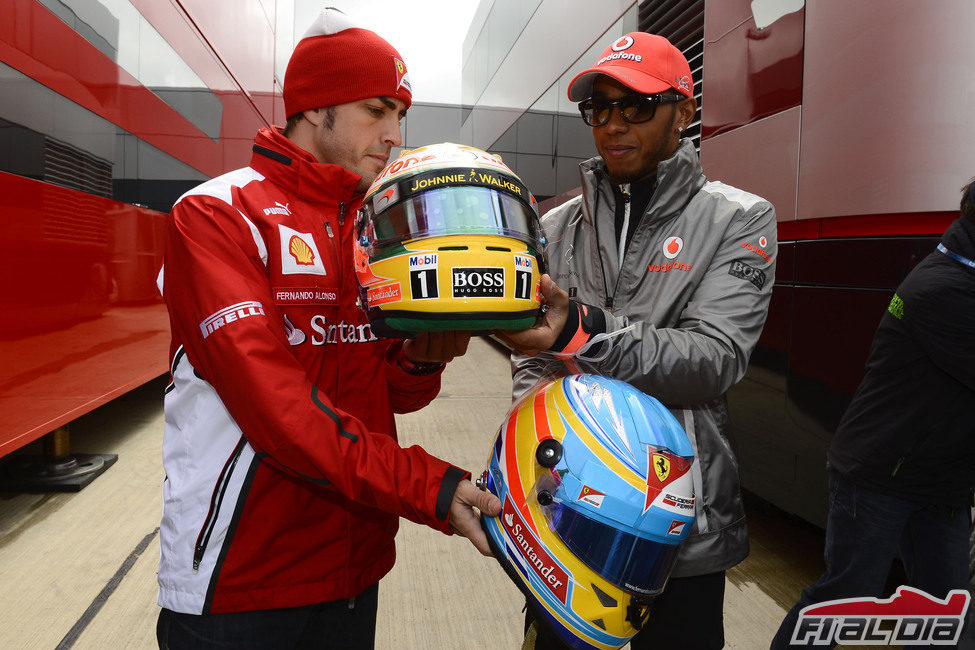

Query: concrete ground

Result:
[0,337,864,649]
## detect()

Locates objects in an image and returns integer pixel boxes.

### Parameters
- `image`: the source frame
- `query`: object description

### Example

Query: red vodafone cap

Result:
[283,9,412,119]
[567,32,693,102]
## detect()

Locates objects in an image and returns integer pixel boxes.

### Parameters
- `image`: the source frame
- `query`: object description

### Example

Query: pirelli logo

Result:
[200,301,265,339]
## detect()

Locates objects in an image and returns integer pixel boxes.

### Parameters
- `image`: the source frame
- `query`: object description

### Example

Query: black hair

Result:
[282,113,303,137]
[281,106,336,137]
[962,177,975,223]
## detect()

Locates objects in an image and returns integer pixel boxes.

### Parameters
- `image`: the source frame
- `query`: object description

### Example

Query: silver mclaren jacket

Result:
[511,139,776,577]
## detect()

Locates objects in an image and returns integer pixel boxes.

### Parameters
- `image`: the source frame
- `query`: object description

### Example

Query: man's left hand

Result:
[403,331,471,363]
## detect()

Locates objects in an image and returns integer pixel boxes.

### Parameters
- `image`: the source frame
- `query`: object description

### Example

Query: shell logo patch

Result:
[289,236,315,265]
[279,224,327,276]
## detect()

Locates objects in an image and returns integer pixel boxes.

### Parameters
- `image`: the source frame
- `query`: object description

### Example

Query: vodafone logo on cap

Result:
[663,236,683,259]
[596,35,643,67]
[612,35,634,52]
[759,235,768,248]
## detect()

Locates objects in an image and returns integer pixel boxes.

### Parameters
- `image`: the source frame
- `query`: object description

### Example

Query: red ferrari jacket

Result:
[157,127,466,614]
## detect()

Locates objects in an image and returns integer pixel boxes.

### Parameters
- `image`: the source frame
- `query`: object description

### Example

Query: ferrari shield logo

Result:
[652,453,671,482]
[645,449,692,513]
[394,57,411,94]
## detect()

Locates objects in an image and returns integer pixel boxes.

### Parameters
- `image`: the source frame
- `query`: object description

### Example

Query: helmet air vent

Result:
[591,583,618,608]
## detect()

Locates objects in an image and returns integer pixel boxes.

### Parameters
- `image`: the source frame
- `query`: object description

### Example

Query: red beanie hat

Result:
[283,9,412,119]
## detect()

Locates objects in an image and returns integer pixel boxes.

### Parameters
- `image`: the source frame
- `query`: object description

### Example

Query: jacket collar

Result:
[578,139,706,227]
[249,127,363,205]
[940,217,975,270]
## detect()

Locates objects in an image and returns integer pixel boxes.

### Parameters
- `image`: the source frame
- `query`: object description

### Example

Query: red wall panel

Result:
[0,0,284,457]
[0,172,170,456]
[701,0,803,139]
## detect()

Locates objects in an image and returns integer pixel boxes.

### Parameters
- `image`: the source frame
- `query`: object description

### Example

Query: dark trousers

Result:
[156,582,379,650]
[770,469,972,649]
[528,571,726,649]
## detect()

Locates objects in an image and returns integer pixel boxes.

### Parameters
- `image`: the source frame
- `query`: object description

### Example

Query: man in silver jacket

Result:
[498,32,776,649]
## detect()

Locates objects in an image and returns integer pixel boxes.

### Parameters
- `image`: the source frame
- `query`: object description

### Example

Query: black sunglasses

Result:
[578,93,683,127]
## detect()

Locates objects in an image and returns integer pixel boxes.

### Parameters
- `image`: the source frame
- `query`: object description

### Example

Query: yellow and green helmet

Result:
[354,142,546,338]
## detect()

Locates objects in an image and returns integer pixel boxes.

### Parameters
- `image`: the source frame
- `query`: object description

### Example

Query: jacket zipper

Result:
[587,183,615,310]
[324,202,344,394]
[193,437,246,570]
[336,202,346,393]
[336,201,345,290]
[609,180,658,309]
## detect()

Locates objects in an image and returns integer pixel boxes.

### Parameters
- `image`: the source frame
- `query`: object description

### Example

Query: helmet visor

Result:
[364,185,543,250]
[542,499,681,596]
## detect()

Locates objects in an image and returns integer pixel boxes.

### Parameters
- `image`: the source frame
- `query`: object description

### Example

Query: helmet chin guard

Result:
[481,375,696,649]
[354,142,546,338]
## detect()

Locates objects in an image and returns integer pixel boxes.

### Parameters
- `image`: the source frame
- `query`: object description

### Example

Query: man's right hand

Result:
[448,479,502,556]
[494,274,571,356]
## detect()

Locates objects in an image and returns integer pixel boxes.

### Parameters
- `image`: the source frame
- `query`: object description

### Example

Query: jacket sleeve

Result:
[164,195,464,534]
[510,351,568,403]
[907,274,975,392]
[384,341,445,414]
[538,201,777,405]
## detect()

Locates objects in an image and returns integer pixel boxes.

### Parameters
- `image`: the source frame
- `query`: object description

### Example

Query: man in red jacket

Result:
[155,9,500,649]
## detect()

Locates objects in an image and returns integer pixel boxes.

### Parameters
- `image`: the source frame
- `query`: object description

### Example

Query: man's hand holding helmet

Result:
[402,331,471,365]
[449,479,501,556]
[494,275,568,355]
[496,275,607,361]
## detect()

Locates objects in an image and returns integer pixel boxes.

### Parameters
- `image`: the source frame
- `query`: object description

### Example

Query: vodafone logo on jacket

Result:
[279,224,327,276]
[662,236,683,259]
[650,235,693,273]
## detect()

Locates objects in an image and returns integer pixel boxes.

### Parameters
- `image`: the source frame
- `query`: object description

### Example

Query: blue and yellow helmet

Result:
[481,375,696,650]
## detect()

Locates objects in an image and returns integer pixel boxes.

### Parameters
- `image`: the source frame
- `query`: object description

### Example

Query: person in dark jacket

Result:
[771,179,975,648]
